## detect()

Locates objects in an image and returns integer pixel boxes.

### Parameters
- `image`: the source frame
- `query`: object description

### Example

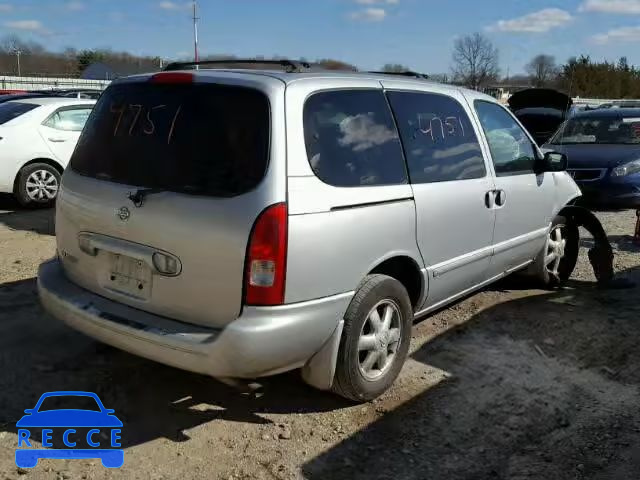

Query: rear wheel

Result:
[14,163,61,208]
[332,274,412,402]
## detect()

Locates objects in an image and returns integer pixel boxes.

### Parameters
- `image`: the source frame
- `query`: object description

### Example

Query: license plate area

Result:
[105,253,152,300]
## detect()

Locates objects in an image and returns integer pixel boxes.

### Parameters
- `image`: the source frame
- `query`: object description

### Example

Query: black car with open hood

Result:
[508,88,573,146]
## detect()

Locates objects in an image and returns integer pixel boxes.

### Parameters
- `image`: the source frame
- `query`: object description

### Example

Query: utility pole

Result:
[192,0,199,64]
[14,49,21,76]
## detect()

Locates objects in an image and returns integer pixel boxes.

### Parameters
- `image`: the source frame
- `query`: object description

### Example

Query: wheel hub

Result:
[25,170,58,202]
[357,300,402,380]
[545,225,567,277]
[377,333,387,350]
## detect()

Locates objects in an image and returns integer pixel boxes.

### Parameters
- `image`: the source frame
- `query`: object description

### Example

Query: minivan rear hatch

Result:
[55,74,282,328]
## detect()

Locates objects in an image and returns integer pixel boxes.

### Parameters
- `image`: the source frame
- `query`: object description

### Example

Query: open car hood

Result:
[508,88,573,112]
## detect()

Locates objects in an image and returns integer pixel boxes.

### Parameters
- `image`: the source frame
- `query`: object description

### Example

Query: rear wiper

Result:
[127,188,166,207]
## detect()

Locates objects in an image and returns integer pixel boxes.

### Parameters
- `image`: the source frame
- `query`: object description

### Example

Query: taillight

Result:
[245,203,288,306]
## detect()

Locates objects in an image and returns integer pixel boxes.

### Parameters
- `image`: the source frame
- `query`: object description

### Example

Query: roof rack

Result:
[163,59,311,73]
[368,70,430,80]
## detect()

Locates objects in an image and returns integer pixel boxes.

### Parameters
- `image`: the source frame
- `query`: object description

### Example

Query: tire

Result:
[14,162,61,208]
[531,215,579,288]
[332,274,413,402]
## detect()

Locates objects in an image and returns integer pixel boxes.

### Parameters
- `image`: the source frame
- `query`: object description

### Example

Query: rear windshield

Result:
[0,102,38,125]
[71,82,270,197]
[550,116,640,145]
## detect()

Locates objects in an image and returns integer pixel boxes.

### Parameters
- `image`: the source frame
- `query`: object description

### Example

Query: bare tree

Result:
[1,34,22,53]
[526,54,557,87]
[451,33,499,90]
[429,73,450,84]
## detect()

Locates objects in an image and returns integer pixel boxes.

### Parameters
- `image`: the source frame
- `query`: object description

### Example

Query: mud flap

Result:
[301,320,344,391]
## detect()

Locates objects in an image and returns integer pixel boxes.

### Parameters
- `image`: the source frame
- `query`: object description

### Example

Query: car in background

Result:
[0,92,66,105]
[34,89,103,100]
[611,100,640,109]
[543,108,640,209]
[590,100,640,111]
[0,97,95,207]
[508,88,573,146]
[62,90,103,100]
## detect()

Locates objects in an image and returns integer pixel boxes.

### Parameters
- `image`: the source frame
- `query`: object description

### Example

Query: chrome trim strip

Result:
[567,168,606,182]
[493,227,548,256]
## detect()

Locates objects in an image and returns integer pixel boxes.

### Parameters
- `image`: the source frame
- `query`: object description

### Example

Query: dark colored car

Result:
[509,88,573,146]
[543,108,640,209]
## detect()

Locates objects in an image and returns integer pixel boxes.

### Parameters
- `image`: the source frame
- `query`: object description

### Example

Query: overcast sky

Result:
[1,0,640,74]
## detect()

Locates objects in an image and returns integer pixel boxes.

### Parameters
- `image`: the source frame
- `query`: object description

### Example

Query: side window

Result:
[303,90,407,187]
[44,108,92,132]
[474,101,538,176]
[387,91,486,183]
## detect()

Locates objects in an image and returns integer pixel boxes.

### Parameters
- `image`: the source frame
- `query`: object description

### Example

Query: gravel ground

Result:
[0,196,639,480]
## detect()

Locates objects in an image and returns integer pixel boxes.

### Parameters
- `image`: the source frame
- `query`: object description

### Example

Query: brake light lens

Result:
[149,72,194,84]
[245,203,288,306]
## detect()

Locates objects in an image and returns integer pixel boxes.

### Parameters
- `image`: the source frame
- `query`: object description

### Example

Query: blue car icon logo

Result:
[16,391,123,468]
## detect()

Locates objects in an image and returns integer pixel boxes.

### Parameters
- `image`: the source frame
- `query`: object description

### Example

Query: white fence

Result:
[0,75,110,91]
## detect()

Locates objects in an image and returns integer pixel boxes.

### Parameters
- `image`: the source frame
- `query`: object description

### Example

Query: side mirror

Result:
[538,151,568,173]
[23,409,33,414]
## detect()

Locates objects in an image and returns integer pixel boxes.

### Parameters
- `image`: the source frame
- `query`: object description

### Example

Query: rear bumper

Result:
[38,259,352,378]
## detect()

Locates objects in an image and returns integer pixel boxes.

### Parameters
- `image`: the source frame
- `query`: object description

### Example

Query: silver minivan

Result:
[38,64,581,401]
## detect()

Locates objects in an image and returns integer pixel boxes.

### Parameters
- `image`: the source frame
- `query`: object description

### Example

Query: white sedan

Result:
[0,97,96,207]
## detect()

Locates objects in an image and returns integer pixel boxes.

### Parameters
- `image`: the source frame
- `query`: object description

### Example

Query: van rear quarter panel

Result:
[286,181,421,303]
[284,78,423,304]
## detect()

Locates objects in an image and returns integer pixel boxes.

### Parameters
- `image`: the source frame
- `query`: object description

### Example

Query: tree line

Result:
[0,35,161,77]
[3,32,640,99]
[451,32,640,99]
[0,34,358,78]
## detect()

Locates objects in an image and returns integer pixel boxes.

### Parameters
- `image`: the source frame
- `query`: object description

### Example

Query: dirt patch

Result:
[0,202,639,480]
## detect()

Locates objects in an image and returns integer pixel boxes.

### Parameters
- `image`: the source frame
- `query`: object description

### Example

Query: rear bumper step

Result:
[38,259,352,378]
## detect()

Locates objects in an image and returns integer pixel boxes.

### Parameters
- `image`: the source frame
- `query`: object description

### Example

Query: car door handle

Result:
[495,189,507,207]
[485,190,507,209]
[48,138,67,142]
[485,191,495,209]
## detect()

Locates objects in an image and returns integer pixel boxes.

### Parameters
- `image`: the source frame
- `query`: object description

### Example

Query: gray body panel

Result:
[462,90,581,284]
[283,76,422,304]
[380,81,498,308]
